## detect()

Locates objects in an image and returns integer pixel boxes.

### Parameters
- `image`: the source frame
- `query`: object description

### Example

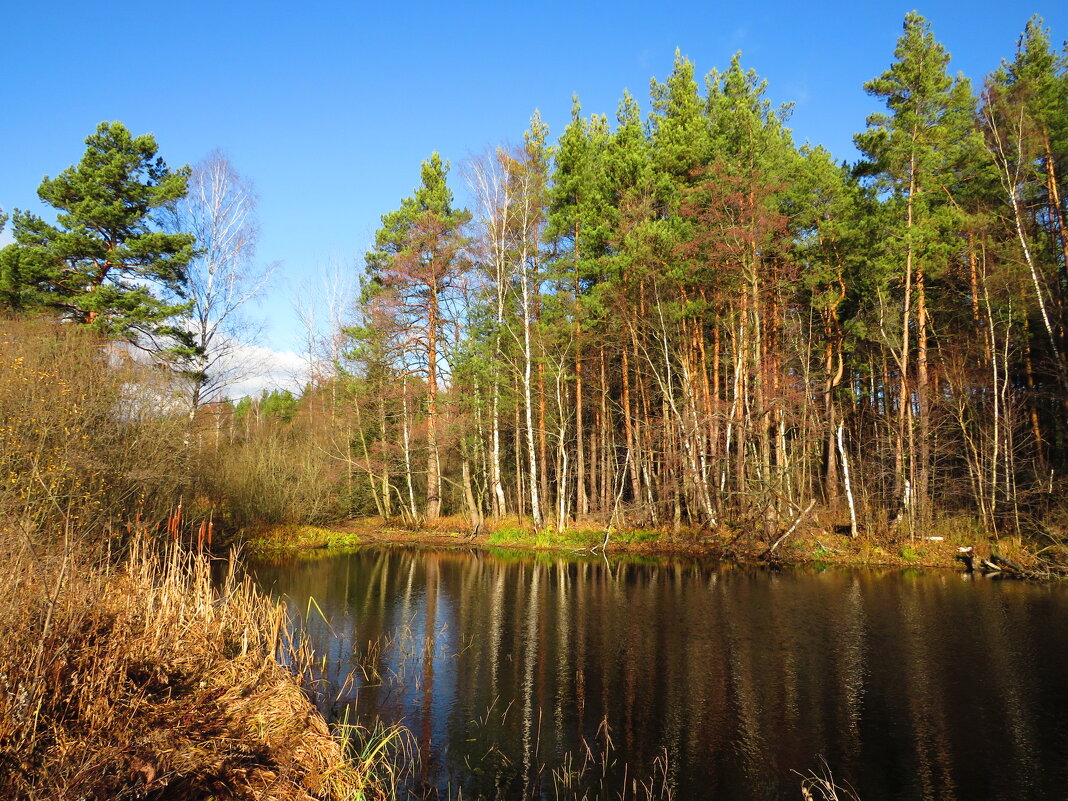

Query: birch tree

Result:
[171,151,272,415]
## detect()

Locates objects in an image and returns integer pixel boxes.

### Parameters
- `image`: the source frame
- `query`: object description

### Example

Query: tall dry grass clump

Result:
[0,537,393,801]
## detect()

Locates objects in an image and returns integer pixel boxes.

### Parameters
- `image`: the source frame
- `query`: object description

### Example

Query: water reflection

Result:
[251,548,1068,801]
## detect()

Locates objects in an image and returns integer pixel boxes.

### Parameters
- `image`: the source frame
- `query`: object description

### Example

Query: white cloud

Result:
[216,341,312,400]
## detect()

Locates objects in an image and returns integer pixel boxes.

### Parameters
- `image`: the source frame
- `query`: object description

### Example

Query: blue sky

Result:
[2,0,1066,373]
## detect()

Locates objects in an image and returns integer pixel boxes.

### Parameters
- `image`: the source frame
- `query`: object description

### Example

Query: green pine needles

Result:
[1,121,194,353]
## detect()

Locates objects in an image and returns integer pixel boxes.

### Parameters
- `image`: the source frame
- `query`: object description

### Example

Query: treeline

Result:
[3,13,1067,544]
[323,12,1068,538]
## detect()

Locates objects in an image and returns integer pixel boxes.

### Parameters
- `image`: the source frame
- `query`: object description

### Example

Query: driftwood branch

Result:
[761,499,817,560]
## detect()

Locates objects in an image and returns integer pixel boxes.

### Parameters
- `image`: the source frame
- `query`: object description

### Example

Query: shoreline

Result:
[243,516,1043,576]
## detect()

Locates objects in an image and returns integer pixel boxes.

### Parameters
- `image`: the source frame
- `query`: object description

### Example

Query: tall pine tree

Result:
[366,153,470,521]
[855,12,982,526]
[1,122,193,349]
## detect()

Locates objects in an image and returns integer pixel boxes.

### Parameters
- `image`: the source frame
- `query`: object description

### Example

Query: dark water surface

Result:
[250,546,1068,801]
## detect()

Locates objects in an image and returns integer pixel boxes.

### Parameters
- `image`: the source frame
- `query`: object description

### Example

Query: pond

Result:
[250,546,1068,801]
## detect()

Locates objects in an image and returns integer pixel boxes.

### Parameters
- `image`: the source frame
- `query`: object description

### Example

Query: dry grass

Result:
[0,536,396,801]
[798,761,860,801]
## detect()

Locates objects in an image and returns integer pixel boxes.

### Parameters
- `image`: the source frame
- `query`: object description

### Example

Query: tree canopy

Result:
[1,121,194,351]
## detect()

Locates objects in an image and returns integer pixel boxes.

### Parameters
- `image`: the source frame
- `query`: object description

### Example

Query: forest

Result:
[2,10,1067,800]
[3,12,1068,549]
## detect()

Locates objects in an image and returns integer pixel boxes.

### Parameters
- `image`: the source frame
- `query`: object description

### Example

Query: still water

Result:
[251,546,1068,800]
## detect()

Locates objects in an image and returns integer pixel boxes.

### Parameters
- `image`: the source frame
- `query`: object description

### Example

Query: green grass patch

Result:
[532,529,601,548]
[487,524,530,545]
[246,524,361,554]
[487,525,609,549]
[613,529,661,545]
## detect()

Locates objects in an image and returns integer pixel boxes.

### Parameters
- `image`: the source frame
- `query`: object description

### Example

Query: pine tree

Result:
[548,98,611,518]
[649,49,712,199]
[855,12,982,526]
[985,17,1068,343]
[789,146,871,512]
[1,122,193,349]
[366,153,470,521]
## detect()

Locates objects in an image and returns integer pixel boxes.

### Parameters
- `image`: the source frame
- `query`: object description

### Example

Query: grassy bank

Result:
[245,513,1067,577]
[0,537,398,800]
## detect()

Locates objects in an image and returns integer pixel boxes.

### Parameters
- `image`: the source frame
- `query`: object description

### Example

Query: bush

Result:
[0,319,189,543]
[198,414,346,528]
